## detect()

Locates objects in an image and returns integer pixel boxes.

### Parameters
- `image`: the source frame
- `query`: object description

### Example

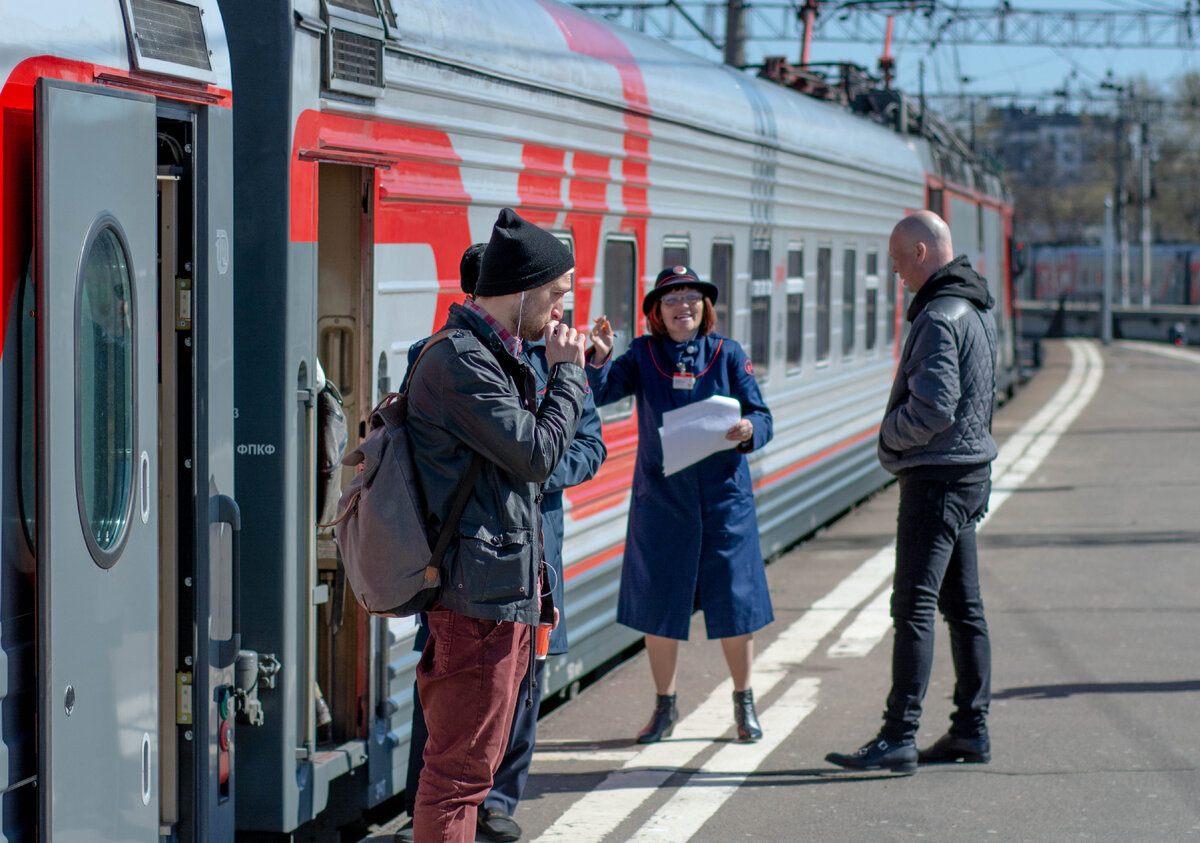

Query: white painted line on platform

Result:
[827,585,891,658]
[1117,340,1200,365]
[535,340,1106,843]
[625,678,821,842]
[530,750,640,764]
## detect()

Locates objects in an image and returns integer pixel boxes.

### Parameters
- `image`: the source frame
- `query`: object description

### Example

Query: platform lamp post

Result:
[1103,194,1114,345]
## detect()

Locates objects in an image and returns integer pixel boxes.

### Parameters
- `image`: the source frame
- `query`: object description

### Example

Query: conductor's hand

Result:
[726,418,754,443]
[589,315,614,361]
[545,320,586,368]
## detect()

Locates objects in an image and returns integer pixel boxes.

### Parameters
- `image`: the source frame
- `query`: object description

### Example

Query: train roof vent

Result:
[123,0,215,82]
[327,28,385,97]
[328,0,380,17]
[322,0,386,98]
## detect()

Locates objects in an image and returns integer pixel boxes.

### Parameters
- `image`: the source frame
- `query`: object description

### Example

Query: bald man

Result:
[827,210,999,773]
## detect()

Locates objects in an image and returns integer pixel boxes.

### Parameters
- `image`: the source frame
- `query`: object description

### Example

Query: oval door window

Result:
[76,222,136,568]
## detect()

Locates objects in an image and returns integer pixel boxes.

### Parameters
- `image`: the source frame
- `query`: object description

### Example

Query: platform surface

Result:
[372,339,1200,843]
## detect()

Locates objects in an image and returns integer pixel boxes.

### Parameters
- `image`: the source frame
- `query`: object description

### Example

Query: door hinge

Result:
[176,277,193,331]
[176,672,194,725]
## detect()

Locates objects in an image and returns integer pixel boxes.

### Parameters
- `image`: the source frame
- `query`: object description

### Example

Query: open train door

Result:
[35,79,160,841]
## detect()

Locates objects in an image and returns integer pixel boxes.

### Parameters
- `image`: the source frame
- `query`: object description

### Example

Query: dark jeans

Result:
[406,657,544,817]
[883,472,992,744]
[414,609,530,843]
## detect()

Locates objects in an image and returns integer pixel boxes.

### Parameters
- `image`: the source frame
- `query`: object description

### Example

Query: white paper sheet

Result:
[658,395,742,476]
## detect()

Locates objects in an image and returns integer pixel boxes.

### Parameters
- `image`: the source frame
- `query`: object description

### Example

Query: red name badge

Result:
[673,373,695,390]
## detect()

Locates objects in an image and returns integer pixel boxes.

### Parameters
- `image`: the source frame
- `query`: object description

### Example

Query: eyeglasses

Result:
[661,292,703,307]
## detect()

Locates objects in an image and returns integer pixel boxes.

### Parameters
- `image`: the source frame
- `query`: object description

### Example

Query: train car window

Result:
[786,294,803,372]
[786,246,804,374]
[662,238,689,270]
[842,248,857,357]
[865,251,879,352]
[788,247,803,279]
[554,233,576,327]
[927,187,945,218]
[749,244,771,382]
[601,237,636,421]
[77,224,137,566]
[711,242,733,332]
[817,246,832,362]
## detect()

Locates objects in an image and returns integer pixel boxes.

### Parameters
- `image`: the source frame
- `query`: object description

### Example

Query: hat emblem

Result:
[674,265,687,274]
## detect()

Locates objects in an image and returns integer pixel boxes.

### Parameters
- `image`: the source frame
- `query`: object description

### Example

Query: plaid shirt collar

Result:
[463,298,522,358]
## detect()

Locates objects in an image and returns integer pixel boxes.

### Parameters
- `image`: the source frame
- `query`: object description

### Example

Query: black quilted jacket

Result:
[878,256,999,475]
[406,304,586,624]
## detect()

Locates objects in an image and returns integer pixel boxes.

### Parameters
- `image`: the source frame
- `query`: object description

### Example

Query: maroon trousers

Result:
[414,608,531,843]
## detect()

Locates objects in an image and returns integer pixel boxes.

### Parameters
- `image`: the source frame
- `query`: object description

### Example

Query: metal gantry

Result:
[574,2,1200,51]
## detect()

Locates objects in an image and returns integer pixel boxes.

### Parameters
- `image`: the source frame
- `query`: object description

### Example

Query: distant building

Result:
[980,106,1115,244]
[985,106,1100,182]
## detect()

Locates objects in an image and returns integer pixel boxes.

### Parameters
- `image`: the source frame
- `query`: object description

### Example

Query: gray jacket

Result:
[406,304,587,624]
[879,256,999,475]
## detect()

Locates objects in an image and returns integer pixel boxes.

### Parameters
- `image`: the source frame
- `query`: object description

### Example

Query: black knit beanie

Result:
[475,208,574,297]
[459,242,487,296]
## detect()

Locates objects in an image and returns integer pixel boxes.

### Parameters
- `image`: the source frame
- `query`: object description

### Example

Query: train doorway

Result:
[315,163,375,752]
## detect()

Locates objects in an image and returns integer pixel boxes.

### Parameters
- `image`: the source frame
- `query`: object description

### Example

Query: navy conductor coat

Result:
[586,332,774,640]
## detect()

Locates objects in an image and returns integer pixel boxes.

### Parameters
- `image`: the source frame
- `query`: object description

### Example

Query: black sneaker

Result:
[918,733,991,764]
[825,736,918,773]
[477,806,522,842]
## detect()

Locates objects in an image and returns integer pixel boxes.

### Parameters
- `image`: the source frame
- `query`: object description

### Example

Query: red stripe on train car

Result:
[564,542,625,582]
[752,426,881,492]
[291,110,475,325]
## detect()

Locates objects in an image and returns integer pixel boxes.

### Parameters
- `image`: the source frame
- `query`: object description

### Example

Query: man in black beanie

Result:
[405,209,588,842]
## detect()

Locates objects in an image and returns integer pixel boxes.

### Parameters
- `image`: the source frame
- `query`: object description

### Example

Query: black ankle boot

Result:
[733,689,763,742]
[636,693,678,744]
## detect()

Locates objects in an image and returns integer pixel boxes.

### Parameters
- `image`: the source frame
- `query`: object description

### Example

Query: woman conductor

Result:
[587,265,774,743]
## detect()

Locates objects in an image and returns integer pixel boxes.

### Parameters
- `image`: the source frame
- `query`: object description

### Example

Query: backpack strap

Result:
[367,328,459,426]
[422,453,486,584]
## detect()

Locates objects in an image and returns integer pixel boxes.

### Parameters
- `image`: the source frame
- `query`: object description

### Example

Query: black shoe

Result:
[733,689,763,742]
[918,733,991,764]
[825,736,918,773]
[636,693,678,743]
[477,806,522,842]
[393,818,414,843]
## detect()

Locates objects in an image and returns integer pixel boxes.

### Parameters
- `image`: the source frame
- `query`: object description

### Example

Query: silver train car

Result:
[1025,242,1200,306]
[0,0,1014,839]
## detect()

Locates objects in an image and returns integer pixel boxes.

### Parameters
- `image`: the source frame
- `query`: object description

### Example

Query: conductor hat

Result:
[475,209,575,297]
[642,265,719,315]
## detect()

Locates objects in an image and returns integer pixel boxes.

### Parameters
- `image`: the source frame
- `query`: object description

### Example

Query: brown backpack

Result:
[323,332,482,616]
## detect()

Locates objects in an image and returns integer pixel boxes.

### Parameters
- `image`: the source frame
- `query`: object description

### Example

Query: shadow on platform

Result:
[980,530,1200,549]
[994,679,1200,700]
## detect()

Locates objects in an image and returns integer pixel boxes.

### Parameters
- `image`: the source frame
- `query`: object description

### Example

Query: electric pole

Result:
[724,0,746,67]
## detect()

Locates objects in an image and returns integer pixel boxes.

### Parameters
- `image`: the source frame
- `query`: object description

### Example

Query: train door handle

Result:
[211,494,242,667]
